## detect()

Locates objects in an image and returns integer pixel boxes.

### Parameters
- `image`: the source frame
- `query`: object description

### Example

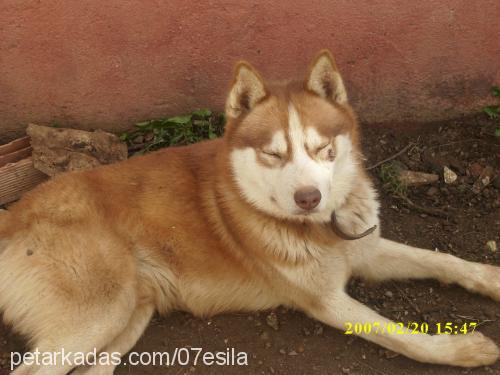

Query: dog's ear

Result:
[226,62,268,118]
[306,50,348,104]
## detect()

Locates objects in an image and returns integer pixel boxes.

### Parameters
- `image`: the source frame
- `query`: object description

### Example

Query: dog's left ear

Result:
[226,62,268,119]
[306,50,348,104]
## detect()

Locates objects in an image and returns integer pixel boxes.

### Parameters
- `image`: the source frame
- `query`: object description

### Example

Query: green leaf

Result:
[492,86,500,97]
[483,106,499,119]
[495,128,500,137]
[167,115,192,124]
[135,121,151,128]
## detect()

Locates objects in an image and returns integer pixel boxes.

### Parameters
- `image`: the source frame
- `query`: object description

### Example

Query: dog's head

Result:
[225,50,362,222]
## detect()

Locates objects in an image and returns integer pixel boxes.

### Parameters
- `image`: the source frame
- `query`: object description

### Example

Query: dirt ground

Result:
[0,117,499,374]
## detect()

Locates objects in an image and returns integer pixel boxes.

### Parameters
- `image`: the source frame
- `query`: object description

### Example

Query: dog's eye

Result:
[262,150,282,160]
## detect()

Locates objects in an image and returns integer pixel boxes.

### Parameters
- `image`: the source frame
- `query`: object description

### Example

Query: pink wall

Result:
[1,1,499,141]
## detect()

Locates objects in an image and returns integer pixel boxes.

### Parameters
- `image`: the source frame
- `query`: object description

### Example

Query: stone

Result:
[486,241,497,253]
[443,166,458,184]
[27,124,127,176]
[472,166,495,193]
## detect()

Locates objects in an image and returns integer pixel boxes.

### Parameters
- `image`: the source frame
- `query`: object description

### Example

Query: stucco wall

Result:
[1,1,499,141]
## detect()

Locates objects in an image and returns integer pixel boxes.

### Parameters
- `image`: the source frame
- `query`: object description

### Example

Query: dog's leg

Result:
[9,305,135,375]
[72,303,155,375]
[349,238,500,301]
[10,306,136,375]
[308,291,499,367]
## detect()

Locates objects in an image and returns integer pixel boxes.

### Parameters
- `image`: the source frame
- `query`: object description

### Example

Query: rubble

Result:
[27,124,127,176]
[472,166,495,193]
[486,241,497,253]
[443,166,458,184]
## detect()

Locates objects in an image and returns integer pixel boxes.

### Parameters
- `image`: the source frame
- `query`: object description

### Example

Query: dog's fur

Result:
[0,50,499,374]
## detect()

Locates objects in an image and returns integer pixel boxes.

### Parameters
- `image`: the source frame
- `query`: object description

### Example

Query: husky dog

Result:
[0,50,498,374]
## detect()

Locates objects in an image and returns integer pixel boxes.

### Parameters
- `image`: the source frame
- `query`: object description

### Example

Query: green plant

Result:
[483,86,500,137]
[378,161,407,196]
[120,109,225,155]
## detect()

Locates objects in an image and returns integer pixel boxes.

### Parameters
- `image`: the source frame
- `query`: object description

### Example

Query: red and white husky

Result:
[0,50,499,374]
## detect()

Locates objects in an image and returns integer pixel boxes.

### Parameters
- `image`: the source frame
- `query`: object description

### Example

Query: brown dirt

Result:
[1,116,499,374]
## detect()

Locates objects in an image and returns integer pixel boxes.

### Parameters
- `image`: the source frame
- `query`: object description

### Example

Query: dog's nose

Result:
[294,187,321,210]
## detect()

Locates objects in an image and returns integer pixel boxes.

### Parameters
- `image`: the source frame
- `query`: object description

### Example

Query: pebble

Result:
[486,241,497,253]
[443,166,458,184]
[314,324,324,336]
[384,290,394,298]
[472,166,494,193]
[266,312,279,331]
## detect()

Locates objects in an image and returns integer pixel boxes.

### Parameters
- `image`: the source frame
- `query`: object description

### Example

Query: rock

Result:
[288,350,298,356]
[472,166,495,194]
[384,290,394,298]
[443,166,458,184]
[266,312,279,331]
[314,324,324,336]
[486,241,497,253]
[27,124,127,176]
[398,170,439,186]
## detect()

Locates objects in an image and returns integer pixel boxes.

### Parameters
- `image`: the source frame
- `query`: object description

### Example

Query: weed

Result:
[483,86,500,137]
[378,161,407,196]
[120,109,225,155]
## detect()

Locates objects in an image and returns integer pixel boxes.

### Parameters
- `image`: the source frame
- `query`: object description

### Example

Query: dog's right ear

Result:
[226,62,267,119]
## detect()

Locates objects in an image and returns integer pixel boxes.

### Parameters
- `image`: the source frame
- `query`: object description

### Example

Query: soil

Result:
[0,116,499,374]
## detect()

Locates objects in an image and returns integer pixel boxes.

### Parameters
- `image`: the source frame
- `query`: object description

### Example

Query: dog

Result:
[0,50,499,374]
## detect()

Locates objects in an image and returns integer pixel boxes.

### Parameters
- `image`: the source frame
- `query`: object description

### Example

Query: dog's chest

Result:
[257,225,350,294]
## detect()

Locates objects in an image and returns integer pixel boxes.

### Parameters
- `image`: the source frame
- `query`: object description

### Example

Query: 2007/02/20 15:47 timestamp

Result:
[344,322,478,335]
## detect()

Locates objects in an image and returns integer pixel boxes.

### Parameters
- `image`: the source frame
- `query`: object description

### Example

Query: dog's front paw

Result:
[443,332,499,367]
[471,264,500,302]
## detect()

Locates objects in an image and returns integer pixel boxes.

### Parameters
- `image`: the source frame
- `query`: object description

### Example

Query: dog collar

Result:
[330,212,377,240]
